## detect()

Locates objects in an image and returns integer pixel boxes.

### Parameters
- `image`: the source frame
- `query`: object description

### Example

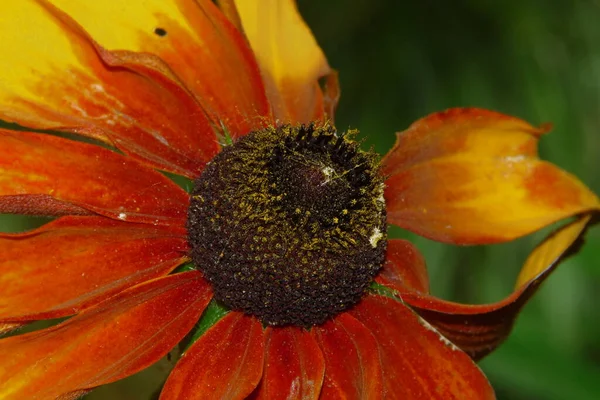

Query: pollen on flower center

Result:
[187,124,387,327]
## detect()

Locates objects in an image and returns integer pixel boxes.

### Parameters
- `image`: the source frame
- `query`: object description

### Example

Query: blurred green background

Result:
[2,0,600,399]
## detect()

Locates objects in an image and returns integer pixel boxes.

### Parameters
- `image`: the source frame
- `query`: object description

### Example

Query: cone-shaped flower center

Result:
[187,124,387,326]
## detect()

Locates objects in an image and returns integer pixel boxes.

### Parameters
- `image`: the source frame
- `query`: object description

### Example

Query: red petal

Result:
[0,271,212,400]
[382,108,599,244]
[161,312,265,400]
[0,1,219,177]
[375,239,429,294]
[314,313,383,399]
[0,216,187,322]
[253,326,325,400]
[0,130,189,225]
[351,295,495,399]
[382,216,594,360]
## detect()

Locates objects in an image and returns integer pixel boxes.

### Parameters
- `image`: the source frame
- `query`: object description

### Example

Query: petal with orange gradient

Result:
[161,312,265,400]
[351,295,495,400]
[0,271,212,400]
[0,130,189,226]
[380,216,595,360]
[235,0,331,124]
[253,326,325,400]
[382,108,600,244]
[0,216,188,322]
[313,313,383,399]
[0,0,219,177]
[49,0,273,138]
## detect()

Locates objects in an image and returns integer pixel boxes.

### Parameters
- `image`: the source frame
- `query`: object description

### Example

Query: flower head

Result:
[0,1,598,399]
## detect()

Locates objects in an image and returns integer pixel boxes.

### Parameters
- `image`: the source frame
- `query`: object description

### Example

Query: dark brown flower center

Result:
[187,124,387,327]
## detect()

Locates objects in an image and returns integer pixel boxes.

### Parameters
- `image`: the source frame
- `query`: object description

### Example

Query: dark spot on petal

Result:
[154,27,167,37]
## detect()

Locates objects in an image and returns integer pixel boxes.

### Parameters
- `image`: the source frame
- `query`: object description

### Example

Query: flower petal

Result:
[0,216,187,322]
[0,0,219,177]
[351,295,495,399]
[381,216,594,360]
[382,108,600,244]
[322,70,341,123]
[253,326,325,400]
[49,0,273,138]
[0,271,212,400]
[234,0,331,124]
[314,313,383,399]
[0,129,189,225]
[376,239,429,294]
[161,312,265,400]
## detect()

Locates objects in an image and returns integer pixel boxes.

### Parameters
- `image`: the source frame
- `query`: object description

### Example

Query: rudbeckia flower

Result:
[0,1,598,399]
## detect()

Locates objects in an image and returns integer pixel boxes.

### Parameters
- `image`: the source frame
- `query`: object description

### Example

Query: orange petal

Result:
[382,108,600,244]
[382,215,594,360]
[351,295,495,399]
[375,239,429,294]
[321,70,341,123]
[234,0,331,124]
[313,313,383,399]
[161,312,265,400]
[0,216,187,322]
[253,326,325,400]
[0,129,189,226]
[0,271,212,400]
[49,0,273,138]
[0,0,219,177]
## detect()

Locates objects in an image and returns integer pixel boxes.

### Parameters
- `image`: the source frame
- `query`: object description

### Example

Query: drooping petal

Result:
[234,0,331,124]
[351,295,495,400]
[253,326,325,400]
[382,108,600,244]
[0,130,189,225]
[381,216,594,360]
[376,239,429,294]
[0,0,220,177]
[0,271,212,400]
[49,0,273,138]
[161,312,265,400]
[0,216,188,322]
[313,313,383,400]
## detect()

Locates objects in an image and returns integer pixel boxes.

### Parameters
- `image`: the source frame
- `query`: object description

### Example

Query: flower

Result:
[0,0,598,399]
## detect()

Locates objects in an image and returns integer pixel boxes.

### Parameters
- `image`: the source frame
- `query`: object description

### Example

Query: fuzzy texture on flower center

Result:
[187,124,387,327]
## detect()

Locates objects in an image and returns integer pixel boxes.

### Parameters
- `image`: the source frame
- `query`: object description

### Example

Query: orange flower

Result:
[0,1,598,399]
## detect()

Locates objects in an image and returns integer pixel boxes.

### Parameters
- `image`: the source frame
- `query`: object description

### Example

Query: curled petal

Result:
[379,216,594,360]
[351,295,495,400]
[376,239,429,294]
[0,130,189,225]
[382,108,600,244]
[0,216,187,322]
[314,313,383,399]
[49,0,273,138]
[161,312,265,400]
[0,0,219,177]
[0,272,212,400]
[235,0,331,124]
[253,326,325,400]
